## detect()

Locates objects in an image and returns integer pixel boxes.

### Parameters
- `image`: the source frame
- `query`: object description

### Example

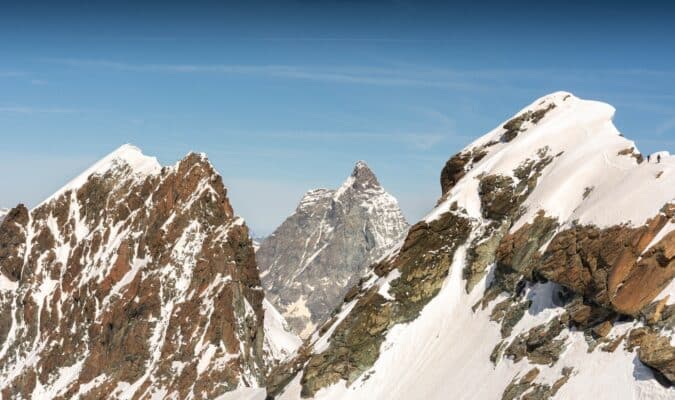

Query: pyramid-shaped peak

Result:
[350,160,380,187]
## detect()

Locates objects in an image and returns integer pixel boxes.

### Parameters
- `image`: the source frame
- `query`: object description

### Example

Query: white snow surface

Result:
[263,299,302,361]
[38,144,162,207]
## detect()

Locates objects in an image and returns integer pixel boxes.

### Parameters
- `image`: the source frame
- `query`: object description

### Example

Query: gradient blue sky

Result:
[1,1,674,235]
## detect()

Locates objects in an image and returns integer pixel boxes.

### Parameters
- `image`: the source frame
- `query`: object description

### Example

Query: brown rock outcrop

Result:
[537,207,674,315]
[627,328,675,384]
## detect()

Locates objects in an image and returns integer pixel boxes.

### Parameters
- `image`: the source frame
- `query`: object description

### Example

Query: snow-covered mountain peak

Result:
[73,143,161,181]
[41,143,162,207]
[434,91,674,231]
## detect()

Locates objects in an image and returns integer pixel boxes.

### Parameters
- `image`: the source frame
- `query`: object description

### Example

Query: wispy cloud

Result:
[240,130,455,150]
[0,106,81,114]
[48,58,675,96]
[45,59,495,91]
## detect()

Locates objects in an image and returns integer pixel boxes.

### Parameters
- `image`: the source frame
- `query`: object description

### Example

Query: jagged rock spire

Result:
[351,160,380,187]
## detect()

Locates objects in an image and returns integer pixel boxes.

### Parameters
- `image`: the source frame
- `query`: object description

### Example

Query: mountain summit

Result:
[257,161,409,337]
[265,92,675,400]
[350,160,379,189]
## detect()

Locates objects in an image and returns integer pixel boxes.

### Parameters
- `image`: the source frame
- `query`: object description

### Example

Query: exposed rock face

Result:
[0,145,268,399]
[627,328,675,384]
[257,161,408,337]
[504,316,567,366]
[265,92,675,400]
[501,366,572,400]
[500,103,556,143]
[537,208,674,315]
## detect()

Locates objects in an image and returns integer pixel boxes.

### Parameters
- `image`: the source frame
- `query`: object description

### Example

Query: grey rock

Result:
[257,161,408,337]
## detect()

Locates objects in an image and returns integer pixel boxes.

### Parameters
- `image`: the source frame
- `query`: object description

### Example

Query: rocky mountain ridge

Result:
[0,145,282,399]
[257,161,409,338]
[262,92,675,400]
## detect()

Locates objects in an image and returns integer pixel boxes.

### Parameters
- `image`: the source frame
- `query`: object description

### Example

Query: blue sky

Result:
[1,1,674,235]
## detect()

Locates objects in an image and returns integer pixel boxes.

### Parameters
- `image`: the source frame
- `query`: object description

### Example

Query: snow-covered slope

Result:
[257,161,409,337]
[0,145,274,399]
[0,209,8,224]
[38,144,162,208]
[263,299,302,362]
[263,92,675,400]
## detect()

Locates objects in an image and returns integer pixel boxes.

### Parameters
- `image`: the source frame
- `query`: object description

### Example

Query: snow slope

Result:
[38,143,162,208]
[263,299,302,362]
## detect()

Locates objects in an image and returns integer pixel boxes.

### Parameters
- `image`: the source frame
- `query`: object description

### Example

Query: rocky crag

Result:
[263,92,675,400]
[0,145,288,399]
[257,162,409,338]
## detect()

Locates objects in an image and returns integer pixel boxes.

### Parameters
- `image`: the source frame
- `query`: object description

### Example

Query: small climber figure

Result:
[647,154,651,163]
[658,154,662,163]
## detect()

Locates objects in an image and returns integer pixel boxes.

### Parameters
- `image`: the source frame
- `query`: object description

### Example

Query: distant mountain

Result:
[265,92,675,399]
[0,145,285,398]
[0,209,7,224]
[257,161,409,337]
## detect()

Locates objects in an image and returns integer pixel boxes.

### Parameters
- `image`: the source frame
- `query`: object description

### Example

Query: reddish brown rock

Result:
[0,150,266,398]
[440,151,472,196]
[536,209,674,315]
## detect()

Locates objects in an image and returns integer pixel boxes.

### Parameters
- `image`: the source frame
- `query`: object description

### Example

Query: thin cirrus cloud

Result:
[239,130,453,150]
[46,58,497,91]
[46,58,675,95]
[0,106,82,114]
